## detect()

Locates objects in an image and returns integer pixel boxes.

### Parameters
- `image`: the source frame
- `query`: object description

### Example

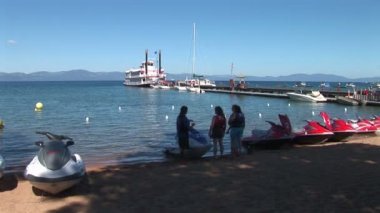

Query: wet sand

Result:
[1,135,380,213]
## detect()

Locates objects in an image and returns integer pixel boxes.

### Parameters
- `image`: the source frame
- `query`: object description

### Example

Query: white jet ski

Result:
[0,154,4,178]
[24,131,85,194]
[165,128,211,159]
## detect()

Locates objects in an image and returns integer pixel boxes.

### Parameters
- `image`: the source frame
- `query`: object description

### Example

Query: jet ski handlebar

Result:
[36,131,73,141]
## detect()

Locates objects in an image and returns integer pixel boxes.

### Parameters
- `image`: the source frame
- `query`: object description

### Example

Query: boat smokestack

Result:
[159,50,161,76]
[145,49,148,76]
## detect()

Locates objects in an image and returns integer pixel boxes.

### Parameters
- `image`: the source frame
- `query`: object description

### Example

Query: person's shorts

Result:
[178,136,189,149]
[230,127,244,149]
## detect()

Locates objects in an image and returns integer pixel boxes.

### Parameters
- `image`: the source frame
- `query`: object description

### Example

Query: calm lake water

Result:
[0,81,379,170]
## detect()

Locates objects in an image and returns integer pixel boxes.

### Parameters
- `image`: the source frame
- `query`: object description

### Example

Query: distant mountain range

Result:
[0,70,123,81]
[1,70,379,82]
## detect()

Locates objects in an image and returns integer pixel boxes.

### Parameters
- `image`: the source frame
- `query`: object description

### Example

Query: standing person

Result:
[227,104,245,157]
[176,106,193,156]
[209,106,226,158]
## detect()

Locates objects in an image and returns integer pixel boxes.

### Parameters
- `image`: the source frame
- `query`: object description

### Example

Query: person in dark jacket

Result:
[227,104,245,157]
[176,106,193,155]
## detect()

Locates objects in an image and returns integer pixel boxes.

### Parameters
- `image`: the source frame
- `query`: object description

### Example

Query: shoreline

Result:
[1,135,380,212]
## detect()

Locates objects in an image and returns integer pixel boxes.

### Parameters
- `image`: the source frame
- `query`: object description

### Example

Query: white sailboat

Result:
[174,80,188,91]
[186,23,205,93]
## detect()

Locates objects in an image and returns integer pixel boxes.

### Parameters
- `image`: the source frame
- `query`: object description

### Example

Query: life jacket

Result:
[214,115,226,130]
[211,115,226,138]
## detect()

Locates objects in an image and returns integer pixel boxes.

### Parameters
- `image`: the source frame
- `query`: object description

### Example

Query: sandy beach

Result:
[1,135,380,213]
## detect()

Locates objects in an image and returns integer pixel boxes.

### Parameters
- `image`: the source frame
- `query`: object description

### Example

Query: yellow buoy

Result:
[0,120,4,129]
[35,102,44,111]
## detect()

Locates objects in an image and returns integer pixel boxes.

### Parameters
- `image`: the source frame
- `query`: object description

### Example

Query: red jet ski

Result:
[320,112,356,142]
[371,115,380,123]
[242,114,293,152]
[293,120,334,144]
[347,118,377,134]
[371,115,380,134]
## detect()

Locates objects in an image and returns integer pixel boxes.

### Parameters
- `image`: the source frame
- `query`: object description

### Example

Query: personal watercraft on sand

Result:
[371,116,380,135]
[320,112,356,142]
[347,118,377,134]
[242,114,293,151]
[24,131,85,194]
[0,155,4,178]
[371,115,380,123]
[293,120,334,144]
[164,128,211,159]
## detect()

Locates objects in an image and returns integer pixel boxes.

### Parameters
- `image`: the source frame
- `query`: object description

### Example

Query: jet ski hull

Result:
[242,114,294,151]
[25,154,85,194]
[165,128,211,159]
[293,133,333,145]
[0,155,4,178]
[328,131,356,142]
[28,177,82,195]
[354,129,377,135]
[349,120,377,135]
[242,137,293,150]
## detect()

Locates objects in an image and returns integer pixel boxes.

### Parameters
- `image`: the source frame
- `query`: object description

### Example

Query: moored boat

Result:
[184,77,216,88]
[174,81,187,91]
[186,86,205,93]
[179,23,215,91]
[320,82,330,88]
[293,81,310,88]
[123,50,166,87]
[287,91,327,102]
[346,83,356,88]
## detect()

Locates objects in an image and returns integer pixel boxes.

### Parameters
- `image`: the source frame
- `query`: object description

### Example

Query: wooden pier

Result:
[204,88,288,98]
[335,96,360,106]
[202,86,380,106]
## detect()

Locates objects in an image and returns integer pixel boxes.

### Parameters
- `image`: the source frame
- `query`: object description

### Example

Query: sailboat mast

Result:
[145,49,148,82]
[159,49,161,78]
[192,23,196,76]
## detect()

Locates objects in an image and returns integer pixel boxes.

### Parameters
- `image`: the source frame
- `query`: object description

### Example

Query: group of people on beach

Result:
[176,104,245,158]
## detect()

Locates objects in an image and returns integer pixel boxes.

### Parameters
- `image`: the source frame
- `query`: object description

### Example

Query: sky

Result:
[1,0,379,78]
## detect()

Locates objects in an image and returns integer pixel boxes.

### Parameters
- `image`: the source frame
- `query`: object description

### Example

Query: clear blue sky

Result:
[1,0,379,78]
